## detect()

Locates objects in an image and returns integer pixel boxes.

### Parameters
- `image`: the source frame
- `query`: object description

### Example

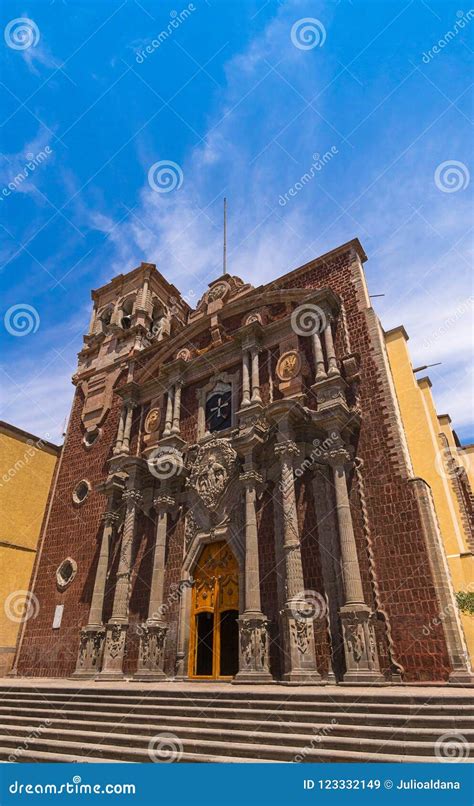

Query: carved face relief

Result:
[187,438,237,511]
[276,350,301,381]
[144,407,160,434]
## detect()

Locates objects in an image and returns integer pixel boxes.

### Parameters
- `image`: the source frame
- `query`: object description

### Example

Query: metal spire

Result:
[223,197,227,276]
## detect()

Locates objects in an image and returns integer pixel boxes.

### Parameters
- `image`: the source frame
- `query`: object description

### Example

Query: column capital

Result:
[122,489,143,507]
[320,446,353,468]
[101,511,120,526]
[274,440,299,460]
[240,470,263,488]
[153,494,175,512]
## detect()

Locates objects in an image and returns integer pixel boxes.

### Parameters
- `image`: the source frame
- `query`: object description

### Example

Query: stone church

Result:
[13,239,472,685]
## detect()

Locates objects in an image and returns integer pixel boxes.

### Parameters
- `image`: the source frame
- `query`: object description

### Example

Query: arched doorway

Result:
[188,541,239,679]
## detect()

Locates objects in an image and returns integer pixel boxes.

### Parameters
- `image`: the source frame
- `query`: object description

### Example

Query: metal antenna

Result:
[223,197,227,276]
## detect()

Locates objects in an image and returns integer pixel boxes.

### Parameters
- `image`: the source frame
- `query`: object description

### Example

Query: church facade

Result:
[12,239,472,684]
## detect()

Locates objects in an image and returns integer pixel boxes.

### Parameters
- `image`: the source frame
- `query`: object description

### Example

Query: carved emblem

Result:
[276,350,301,381]
[187,438,237,511]
[207,282,228,302]
[144,407,160,434]
[176,347,192,362]
[245,312,262,325]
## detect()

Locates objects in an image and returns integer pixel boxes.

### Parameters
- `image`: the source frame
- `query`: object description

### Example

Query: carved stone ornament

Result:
[290,618,312,656]
[276,350,302,381]
[56,557,78,591]
[144,407,160,434]
[76,627,105,671]
[207,282,228,302]
[244,312,262,326]
[105,623,126,660]
[187,437,238,511]
[138,623,168,671]
[239,618,270,672]
[176,347,192,362]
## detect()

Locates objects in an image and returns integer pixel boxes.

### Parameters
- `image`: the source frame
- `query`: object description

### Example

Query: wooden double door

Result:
[188,541,239,679]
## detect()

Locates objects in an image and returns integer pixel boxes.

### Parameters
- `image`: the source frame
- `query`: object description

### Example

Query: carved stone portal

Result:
[187,437,238,511]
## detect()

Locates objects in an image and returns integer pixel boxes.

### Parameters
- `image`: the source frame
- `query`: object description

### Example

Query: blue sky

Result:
[0,0,472,444]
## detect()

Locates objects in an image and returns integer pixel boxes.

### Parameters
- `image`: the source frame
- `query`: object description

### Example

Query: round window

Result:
[72,479,91,505]
[56,557,77,590]
[83,428,100,448]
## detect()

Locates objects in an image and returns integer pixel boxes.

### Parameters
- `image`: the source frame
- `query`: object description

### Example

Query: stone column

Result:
[241,350,251,408]
[312,331,327,381]
[113,406,127,455]
[171,383,182,435]
[234,468,273,683]
[274,440,322,684]
[250,347,262,404]
[326,447,383,683]
[99,488,142,679]
[121,401,136,454]
[163,387,174,436]
[73,509,119,679]
[323,321,339,376]
[135,494,174,680]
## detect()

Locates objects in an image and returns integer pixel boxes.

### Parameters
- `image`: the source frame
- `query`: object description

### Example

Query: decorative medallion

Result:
[207,282,228,302]
[176,347,192,362]
[187,437,238,511]
[276,350,301,381]
[144,407,160,434]
[245,312,262,326]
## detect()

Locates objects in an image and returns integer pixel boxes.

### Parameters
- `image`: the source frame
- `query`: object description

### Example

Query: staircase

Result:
[0,683,473,763]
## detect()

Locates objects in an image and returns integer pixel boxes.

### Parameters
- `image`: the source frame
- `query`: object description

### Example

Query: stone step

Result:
[0,740,266,764]
[0,732,443,764]
[2,712,473,743]
[2,721,468,759]
[1,703,471,729]
[1,692,471,717]
[1,685,472,707]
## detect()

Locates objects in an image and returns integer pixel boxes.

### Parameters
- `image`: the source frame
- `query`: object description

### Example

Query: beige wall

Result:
[385,329,474,662]
[0,423,59,675]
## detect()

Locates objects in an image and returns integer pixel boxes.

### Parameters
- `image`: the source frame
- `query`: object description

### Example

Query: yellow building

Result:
[385,328,474,662]
[0,421,60,676]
